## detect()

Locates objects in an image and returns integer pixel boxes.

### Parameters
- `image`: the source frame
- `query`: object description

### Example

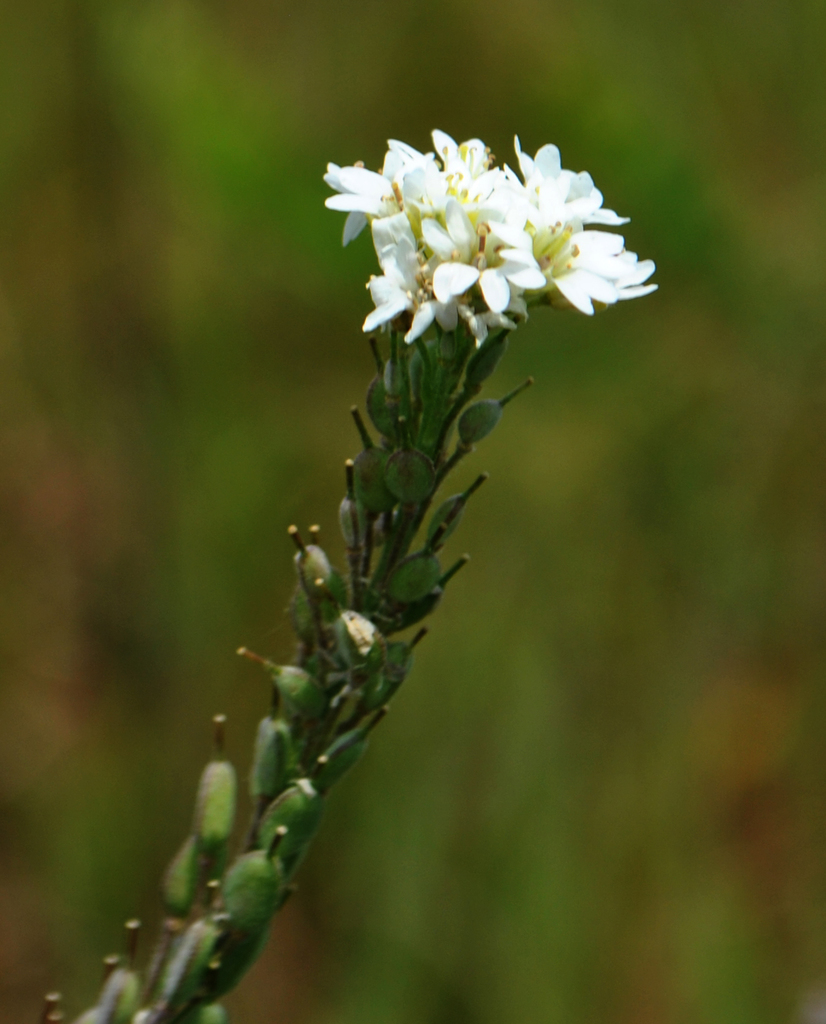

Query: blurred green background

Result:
[1,0,825,1021]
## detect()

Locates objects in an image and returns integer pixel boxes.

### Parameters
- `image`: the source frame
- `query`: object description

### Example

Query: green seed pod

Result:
[191,1006,230,1024]
[334,610,379,666]
[257,779,324,879]
[362,641,412,709]
[160,917,221,1010]
[396,587,443,629]
[249,716,294,800]
[209,925,271,1000]
[427,495,464,546]
[384,449,435,504]
[222,851,282,935]
[289,585,315,644]
[388,552,441,603]
[383,353,403,399]
[270,665,327,719]
[327,569,348,608]
[458,399,503,445]
[162,834,200,918]
[464,330,509,387]
[338,495,363,548]
[366,376,396,438]
[409,346,424,401]
[314,729,368,792]
[354,448,396,513]
[385,640,413,681]
[95,968,140,1024]
[194,760,237,855]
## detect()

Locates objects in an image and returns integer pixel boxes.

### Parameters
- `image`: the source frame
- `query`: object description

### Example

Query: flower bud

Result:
[314,729,369,793]
[222,851,282,936]
[354,448,396,513]
[270,665,327,719]
[388,552,441,603]
[194,761,237,856]
[257,779,324,880]
[160,918,221,1010]
[464,331,509,387]
[249,716,294,801]
[384,449,435,504]
[366,376,396,439]
[162,834,199,918]
[334,610,380,666]
[95,968,140,1024]
[458,399,502,445]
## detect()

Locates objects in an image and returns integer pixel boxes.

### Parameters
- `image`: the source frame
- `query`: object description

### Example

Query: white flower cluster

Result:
[325,130,656,344]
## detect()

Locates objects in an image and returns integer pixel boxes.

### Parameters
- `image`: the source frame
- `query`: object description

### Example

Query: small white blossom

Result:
[326,130,656,341]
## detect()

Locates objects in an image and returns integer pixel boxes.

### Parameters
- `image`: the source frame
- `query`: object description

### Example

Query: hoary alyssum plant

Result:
[46,130,656,1024]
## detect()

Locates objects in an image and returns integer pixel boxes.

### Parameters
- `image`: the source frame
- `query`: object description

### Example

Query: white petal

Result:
[363,296,409,332]
[554,271,595,315]
[444,198,476,258]
[325,193,384,215]
[339,166,393,199]
[586,207,630,226]
[422,217,456,260]
[618,283,658,300]
[372,211,417,253]
[497,247,539,268]
[479,269,510,313]
[514,136,534,182]
[504,264,546,290]
[324,162,343,190]
[533,143,561,179]
[343,211,367,245]
[435,301,459,332]
[405,303,436,343]
[488,221,532,250]
[432,130,459,167]
[432,262,480,302]
[616,258,656,288]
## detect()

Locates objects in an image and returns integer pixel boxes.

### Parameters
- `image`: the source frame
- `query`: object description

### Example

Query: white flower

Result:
[325,130,657,341]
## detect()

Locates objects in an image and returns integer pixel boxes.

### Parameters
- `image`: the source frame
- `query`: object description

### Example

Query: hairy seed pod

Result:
[257,779,324,879]
[388,553,441,603]
[270,665,327,719]
[194,761,237,855]
[366,376,396,439]
[160,918,221,1010]
[464,331,509,387]
[222,851,282,935]
[384,449,435,504]
[314,729,369,792]
[162,834,200,918]
[289,586,315,645]
[458,399,503,445]
[249,717,293,801]
[95,968,140,1024]
[354,448,396,513]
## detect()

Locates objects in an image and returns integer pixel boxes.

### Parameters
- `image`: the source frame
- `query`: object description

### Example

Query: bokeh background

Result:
[1,0,825,1021]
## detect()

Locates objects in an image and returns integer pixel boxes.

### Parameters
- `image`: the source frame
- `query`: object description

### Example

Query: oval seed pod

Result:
[209,925,271,1001]
[396,587,443,629]
[222,851,282,936]
[384,449,435,504]
[362,641,412,709]
[160,917,220,1010]
[257,779,324,879]
[387,553,441,603]
[427,495,464,546]
[338,495,363,548]
[366,376,396,438]
[249,717,293,801]
[327,569,348,609]
[294,545,331,598]
[314,729,368,792]
[270,665,327,719]
[464,331,509,387]
[162,834,200,918]
[354,448,396,513]
[194,761,237,855]
[95,968,140,1024]
[458,399,503,445]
